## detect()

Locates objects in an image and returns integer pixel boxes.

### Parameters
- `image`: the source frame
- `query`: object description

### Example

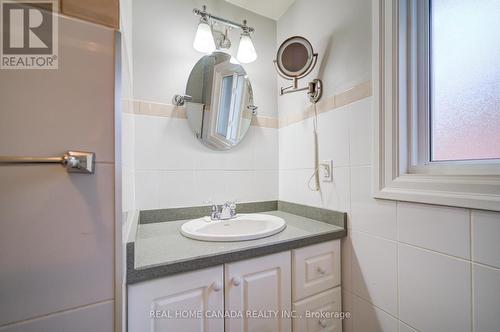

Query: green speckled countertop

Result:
[127,202,347,284]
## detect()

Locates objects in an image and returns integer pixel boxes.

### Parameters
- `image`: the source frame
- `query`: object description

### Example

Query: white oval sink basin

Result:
[181,213,286,242]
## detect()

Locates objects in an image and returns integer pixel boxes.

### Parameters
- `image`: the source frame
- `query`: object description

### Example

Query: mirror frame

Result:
[275,36,315,79]
[184,52,256,151]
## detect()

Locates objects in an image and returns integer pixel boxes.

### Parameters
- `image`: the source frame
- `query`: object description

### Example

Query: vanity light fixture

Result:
[193,14,216,53]
[192,5,257,63]
[236,21,257,63]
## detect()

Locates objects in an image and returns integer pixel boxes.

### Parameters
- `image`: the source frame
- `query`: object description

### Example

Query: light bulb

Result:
[236,33,257,63]
[193,20,216,53]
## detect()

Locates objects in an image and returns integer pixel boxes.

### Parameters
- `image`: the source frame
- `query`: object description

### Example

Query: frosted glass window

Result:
[430,0,500,161]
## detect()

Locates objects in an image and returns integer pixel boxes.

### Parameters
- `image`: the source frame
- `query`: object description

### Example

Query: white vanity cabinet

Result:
[128,240,342,332]
[128,266,224,332]
[225,251,291,332]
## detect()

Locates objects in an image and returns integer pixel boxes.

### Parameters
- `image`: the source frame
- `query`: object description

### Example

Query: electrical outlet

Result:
[320,160,333,182]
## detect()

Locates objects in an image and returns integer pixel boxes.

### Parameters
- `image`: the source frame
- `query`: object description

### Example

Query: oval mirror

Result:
[185,52,256,150]
[275,36,315,79]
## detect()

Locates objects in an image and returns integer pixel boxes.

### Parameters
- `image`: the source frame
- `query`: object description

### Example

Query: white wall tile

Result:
[122,166,135,212]
[399,244,471,332]
[295,168,322,207]
[342,290,353,332]
[349,98,372,166]
[191,127,255,171]
[278,125,292,170]
[318,107,350,167]
[279,169,298,203]
[122,113,135,168]
[350,166,397,240]
[0,301,114,332]
[473,264,500,332]
[133,118,279,208]
[252,127,279,170]
[351,231,398,316]
[157,170,197,208]
[134,116,197,171]
[472,210,500,268]
[225,170,261,203]
[135,170,160,210]
[194,170,230,205]
[341,235,353,292]
[279,118,315,170]
[398,202,470,259]
[253,170,279,202]
[322,166,350,213]
[352,295,398,332]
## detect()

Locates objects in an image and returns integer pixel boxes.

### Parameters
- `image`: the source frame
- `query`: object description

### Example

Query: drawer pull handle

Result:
[211,282,222,292]
[231,277,241,286]
[317,266,326,275]
[319,318,327,328]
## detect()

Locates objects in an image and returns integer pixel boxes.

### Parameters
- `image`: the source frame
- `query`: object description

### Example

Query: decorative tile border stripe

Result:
[279,80,372,128]
[121,98,278,128]
[251,115,279,128]
[121,80,371,129]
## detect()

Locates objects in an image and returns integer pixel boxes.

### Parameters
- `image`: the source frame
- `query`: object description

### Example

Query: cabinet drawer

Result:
[292,287,342,332]
[292,240,341,301]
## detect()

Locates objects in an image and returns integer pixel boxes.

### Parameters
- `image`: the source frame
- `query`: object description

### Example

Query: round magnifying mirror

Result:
[185,52,256,150]
[275,36,315,79]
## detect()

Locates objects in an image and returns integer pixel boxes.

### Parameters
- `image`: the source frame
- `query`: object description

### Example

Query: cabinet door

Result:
[225,251,292,332]
[128,266,223,332]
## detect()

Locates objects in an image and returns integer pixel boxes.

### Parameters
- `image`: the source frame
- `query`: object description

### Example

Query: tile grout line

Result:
[398,241,472,263]
[472,260,500,272]
[351,292,400,322]
[350,228,398,244]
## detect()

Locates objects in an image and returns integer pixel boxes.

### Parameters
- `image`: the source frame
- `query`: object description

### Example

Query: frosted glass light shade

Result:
[193,21,216,53]
[236,34,257,63]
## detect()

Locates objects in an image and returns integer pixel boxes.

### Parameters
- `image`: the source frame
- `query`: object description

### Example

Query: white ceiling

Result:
[225,0,296,20]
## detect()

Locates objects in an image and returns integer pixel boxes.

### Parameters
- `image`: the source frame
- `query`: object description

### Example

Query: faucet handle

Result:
[227,200,237,217]
[204,200,220,220]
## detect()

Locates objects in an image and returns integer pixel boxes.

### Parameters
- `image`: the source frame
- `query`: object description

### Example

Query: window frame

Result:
[372,0,500,211]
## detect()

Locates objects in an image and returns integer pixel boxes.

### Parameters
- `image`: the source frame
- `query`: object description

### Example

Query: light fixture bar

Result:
[193,6,255,33]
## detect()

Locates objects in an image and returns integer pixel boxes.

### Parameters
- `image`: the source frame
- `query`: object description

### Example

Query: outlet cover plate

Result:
[321,160,333,182]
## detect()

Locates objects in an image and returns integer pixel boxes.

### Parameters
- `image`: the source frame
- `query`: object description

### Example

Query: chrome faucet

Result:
[207,201,237,220]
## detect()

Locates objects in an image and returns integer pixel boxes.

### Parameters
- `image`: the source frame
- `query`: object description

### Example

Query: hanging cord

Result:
[307,102,321,191]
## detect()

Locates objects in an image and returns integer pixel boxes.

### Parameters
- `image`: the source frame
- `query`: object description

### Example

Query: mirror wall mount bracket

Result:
[278,76,323,103]
[172,94,192,106]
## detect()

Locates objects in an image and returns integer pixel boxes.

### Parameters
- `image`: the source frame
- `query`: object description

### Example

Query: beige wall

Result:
[0,14,117,331]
